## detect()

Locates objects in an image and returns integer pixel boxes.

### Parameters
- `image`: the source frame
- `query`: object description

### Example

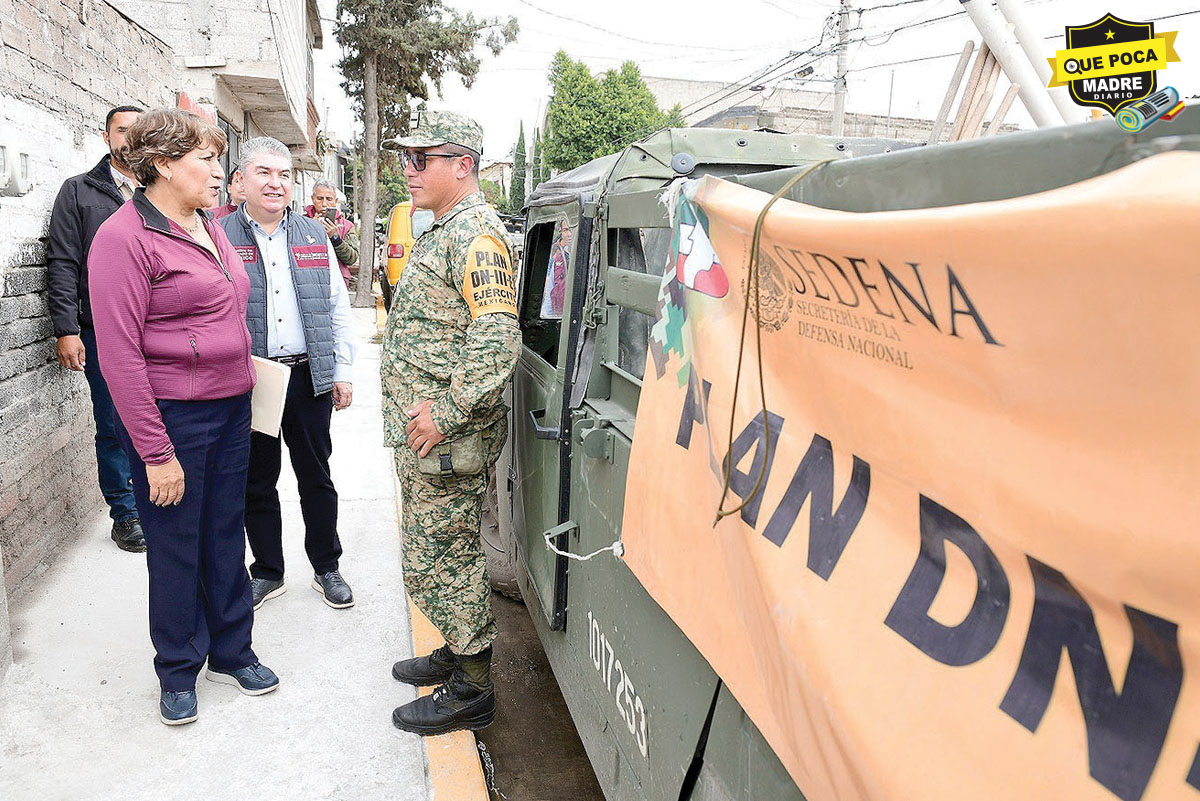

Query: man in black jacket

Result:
[46,105,146,552]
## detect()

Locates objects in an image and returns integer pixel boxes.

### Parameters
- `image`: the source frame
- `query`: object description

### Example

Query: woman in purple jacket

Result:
[88,108,278,726]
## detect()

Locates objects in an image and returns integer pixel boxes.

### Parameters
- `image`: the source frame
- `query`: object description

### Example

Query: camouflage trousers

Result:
[394,417,507,656]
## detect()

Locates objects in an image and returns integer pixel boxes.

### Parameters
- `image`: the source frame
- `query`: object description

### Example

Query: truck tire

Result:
[482,466,523,602]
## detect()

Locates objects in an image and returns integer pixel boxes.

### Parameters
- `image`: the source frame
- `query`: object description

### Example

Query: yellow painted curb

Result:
[408,603,490,800]
[393,472,489,801]
[375,288,387,335]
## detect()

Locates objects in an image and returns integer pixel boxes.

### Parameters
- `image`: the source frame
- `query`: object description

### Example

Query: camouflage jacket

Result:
[381,191,520,446]
[331,229,359,269]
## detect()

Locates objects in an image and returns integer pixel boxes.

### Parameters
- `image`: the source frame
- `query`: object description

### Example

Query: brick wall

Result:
[0,0,177,671]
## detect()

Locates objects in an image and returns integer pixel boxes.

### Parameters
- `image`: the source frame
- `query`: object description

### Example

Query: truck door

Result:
[565,223,725,801]
[511,206,581,629]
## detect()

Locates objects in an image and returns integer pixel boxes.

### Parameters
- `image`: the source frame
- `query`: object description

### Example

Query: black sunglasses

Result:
[400,151,463,171]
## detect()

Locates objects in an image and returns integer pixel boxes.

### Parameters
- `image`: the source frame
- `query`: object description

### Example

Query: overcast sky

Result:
[313,0,1199,164]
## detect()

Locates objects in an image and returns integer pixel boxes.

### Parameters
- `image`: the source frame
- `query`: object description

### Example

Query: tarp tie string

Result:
[714,159,834,527]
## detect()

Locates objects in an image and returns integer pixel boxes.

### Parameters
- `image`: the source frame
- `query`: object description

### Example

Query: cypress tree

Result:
[509,121,526,211]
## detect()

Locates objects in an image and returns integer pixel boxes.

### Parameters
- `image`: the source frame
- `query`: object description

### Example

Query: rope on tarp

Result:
[714,159,834,527]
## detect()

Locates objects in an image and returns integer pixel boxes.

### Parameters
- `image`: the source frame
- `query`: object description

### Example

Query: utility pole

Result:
[831,0,851,138]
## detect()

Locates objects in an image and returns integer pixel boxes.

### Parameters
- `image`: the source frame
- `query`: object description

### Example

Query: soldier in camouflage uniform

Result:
[381,111,520,736]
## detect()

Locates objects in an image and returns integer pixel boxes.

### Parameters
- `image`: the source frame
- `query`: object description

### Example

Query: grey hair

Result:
[240,136,293,171]
[312,178,338,195]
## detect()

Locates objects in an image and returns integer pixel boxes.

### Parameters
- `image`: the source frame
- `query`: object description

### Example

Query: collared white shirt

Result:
[243,208,356,384]
[110,164,137,202]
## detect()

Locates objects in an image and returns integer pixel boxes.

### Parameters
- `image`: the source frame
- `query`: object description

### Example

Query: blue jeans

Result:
[80,327,138,522]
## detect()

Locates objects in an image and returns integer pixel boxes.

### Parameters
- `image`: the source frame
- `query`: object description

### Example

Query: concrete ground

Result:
[0,310,432,801]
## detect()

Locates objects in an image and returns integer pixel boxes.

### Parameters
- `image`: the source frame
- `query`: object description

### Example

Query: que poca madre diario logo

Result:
[1047,13,1181,129]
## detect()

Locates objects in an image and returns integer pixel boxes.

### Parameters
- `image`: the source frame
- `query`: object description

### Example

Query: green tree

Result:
[480,178,508,212]
[664,103,687,128]
[335,0,518,305]
[543,51,682,172]
[509,121,526,211]
[378,160,410,213]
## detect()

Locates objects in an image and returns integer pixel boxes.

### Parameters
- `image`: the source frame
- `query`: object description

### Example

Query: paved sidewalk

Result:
[0,310,431,801]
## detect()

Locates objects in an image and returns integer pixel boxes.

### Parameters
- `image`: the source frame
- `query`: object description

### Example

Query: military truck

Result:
[486,115,1200,801]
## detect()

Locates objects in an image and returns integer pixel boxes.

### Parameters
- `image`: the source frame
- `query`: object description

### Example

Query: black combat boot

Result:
[391,644,456,686]
[391,647,495,735]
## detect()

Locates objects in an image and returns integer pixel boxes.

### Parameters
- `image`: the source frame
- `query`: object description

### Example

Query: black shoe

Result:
[251,577,286,611]
[111,519,146,553]
[311,570,354,609]
[159,689,198,726]
[391,676,496,735]
[392,644,455,686]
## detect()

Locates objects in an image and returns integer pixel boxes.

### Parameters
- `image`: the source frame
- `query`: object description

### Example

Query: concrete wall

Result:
[108,0,315,149]
[646,75,832,126]
[0,0,177,673]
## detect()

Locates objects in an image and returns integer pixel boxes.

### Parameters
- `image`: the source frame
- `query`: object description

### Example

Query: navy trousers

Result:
[244,362,342,582]
[80,327,138,523]
[119,393,257,691]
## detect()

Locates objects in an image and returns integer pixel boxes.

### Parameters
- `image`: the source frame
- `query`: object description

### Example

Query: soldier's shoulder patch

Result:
[462,234,517,319]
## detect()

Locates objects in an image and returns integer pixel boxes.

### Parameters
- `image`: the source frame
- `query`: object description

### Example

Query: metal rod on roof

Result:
[949,42,991,143]
[963,58,1002,140]
[928,41,975,145]
[983,83,1022,136]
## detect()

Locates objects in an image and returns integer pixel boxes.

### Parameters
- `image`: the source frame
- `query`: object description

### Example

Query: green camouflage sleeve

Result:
[332,236,358,268]
[430,231,521,436]
[379,316,406,447]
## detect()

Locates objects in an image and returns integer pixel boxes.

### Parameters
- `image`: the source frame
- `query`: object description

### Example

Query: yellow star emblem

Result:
[1105,29,1115,40]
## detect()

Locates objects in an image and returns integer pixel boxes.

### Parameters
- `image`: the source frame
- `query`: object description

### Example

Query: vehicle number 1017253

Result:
[586,610,649,758]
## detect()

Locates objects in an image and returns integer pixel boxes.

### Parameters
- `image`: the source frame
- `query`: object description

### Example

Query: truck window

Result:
[520,219,577,367]
[613,227,671,380]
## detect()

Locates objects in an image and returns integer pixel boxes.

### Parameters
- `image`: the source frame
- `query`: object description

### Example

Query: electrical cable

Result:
[515,0,768,52]
[758,0,818,21]
[844,7,1200,73]
[677,13,838,117]
[684,47,839,122]
[856,0,941,11]
[676,52,812,117]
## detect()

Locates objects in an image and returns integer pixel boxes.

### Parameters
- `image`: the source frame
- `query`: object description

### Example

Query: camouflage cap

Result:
[389,110,484,155]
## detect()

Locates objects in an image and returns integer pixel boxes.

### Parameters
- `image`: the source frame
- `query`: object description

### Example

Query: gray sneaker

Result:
[205,662,279,696]
[312,570,354,609]
[159,689,198,726]
[250,577,286,611]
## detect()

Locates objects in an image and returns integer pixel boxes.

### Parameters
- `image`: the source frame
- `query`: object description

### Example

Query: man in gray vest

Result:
[218,137,357,611]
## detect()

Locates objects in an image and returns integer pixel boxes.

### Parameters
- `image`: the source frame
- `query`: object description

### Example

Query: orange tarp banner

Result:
[622,152,1200,801]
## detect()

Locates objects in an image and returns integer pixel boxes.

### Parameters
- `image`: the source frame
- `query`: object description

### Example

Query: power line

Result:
[757,0,819,21]
[514,0,764,51]
[677,13,838,117]
[844,6,1200,72]
[856,0,940,11]
[686,47,839,122]
[518,26,789,65]
[678,52,812,118]
[847,50,960,73]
